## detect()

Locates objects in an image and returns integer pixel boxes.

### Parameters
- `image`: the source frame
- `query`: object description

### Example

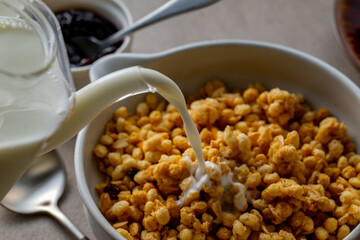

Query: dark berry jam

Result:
[103,183,120,200]
[55,9,123,67]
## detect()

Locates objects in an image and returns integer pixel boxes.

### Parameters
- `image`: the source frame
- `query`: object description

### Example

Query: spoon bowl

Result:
[71,0,221,58]
[1,150,88,240]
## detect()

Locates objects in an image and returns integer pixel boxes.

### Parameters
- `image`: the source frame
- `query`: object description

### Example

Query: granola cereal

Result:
[93,79,360,240]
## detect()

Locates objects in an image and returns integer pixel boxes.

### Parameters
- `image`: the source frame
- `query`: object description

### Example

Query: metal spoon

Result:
[1,150,89,240]
[71,0,221,58]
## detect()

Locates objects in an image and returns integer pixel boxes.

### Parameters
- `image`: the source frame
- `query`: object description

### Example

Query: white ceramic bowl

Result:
[75,40,360,240]
[42,0,133,89]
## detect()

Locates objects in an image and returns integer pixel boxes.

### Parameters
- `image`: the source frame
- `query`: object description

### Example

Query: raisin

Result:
[103,183,120,200]
[127,168,139,181]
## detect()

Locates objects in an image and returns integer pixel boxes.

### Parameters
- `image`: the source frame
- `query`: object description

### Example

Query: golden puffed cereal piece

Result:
[167,229,178,238]
[145,93,157,110]
[115,117,126,133]
[222,126,251,161]
[288,211,305,228]
[93,144,108,158]
[155,207,170,225]
[142,215,158,232]
[234,104,252,117]
[232,220,251,240]
[217,92,244,108]
[257,163,273,176]
[199,79,226,98]
[152,155,187,195]
[99,193,112,214]
[117,191,131,201]
[219,108,239,125]
[208,198,223,219]
[137,116,149,127]
[190,201,208,215]
[113,137,129,150]
[114,106,128,119]
[315,117,347,145]
[349,154,360,167]
[337,225,350,240]
[268,202,293,225]
[327,139,344,160]
[129,222,141,237]
[261,178,304,202]
[144,151,162,163]
[278,230,296,240]
[216,227,232,240]
[133,170,149,185]
[243,88,259,103]
[315,227,329,240]
[178,228,192,240]
[136,160,151,171]
[192,231,206,240]
[128,205,143,222]
[339,190,357,204]
[301,216,315,234]
[349,177,360,188]
[180,207,196,226]
[308,171,331,188]
[257,88,296,126]
[142,133,170,153]
[231,183,248,212]
[110,200,130,218]
[324,217,338,234]
[239,212,260,231]
[136,102,150,116]
[183,191,200,206]
[116,228,133,240]
[189,98,223,126]
[263,172,280,185]
[245,172,261,188]
[219,212,235,228]
[259,233,271,240]
[165,196,180,218]
[268,135,302,174]
[342,166,357,179]
[173,135,190,152]
[108,152,122,166]
[124,121,140,135]
[100,134,114,145]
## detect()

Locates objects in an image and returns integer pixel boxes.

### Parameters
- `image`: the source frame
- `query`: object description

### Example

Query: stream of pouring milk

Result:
[137,68,231,205]
[0,18,71,200]
[138,70,206,174]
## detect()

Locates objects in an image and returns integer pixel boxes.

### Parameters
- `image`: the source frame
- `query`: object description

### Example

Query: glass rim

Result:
[0,0,57,78]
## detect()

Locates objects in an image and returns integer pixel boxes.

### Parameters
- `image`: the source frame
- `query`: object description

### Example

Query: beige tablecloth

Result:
[1,0,359,239]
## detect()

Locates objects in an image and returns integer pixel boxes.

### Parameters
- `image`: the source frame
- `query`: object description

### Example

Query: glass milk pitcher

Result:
[0,0,75,200]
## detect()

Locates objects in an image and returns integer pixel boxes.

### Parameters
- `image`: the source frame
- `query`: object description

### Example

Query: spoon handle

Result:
[103,0,220,47]
[46,204,89,240]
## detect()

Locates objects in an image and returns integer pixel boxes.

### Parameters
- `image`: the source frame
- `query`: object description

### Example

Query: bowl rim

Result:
[75,39,360,240]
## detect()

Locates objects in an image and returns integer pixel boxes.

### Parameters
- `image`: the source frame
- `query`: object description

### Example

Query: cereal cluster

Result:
[93,80,360,240]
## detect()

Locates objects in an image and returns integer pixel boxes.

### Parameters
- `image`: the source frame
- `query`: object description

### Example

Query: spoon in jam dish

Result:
[1,151,89,240]
[71,0,222,58]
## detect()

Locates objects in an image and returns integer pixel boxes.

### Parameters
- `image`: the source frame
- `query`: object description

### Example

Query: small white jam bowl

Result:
[42,0,133,89]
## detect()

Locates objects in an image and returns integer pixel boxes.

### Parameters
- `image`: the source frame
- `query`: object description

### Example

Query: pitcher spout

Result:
[42,66,150,154]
